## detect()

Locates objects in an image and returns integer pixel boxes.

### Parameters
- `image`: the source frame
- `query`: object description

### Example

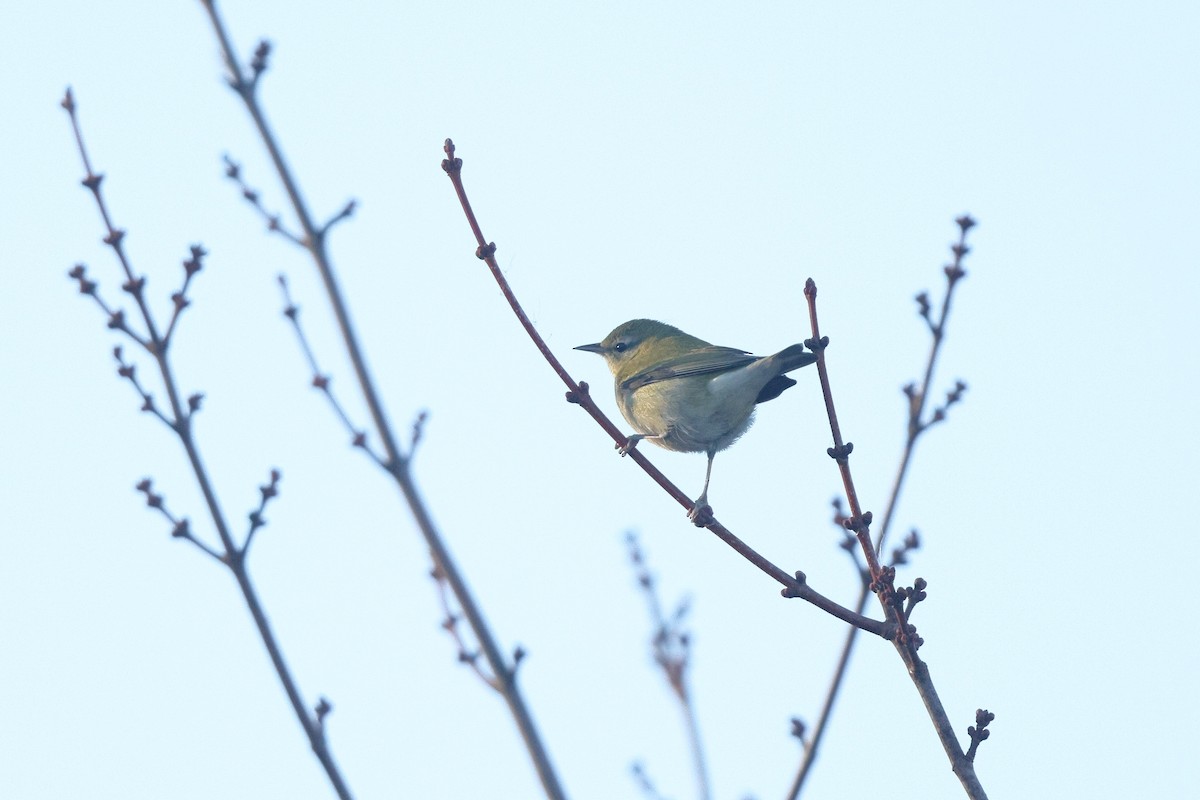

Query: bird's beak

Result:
[574,343,606,354]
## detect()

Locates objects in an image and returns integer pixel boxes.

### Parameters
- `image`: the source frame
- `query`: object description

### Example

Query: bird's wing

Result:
[622,346,758,391]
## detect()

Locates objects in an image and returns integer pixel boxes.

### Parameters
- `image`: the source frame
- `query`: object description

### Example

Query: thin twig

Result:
[222,155,305,246]
[630,762,670,800]
[965,709,995,762]
[440,139,892,639]
[787,217,975,798]
[242,468,282,556]
[799,273,989,800]
[110,344,178,430]
[626,533,711,800]
[62,87,353,800]
[197,5,568,796]
[162,245,206,346]
[276,275,386,466]
[801,286,887,586]
[429,562,500,690]
[135,478,224,562]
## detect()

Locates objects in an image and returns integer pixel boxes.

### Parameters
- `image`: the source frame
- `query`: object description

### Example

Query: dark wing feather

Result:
[621,346,758,392]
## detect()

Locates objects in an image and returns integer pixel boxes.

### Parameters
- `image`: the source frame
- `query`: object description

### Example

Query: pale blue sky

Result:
[2,2,1198,798]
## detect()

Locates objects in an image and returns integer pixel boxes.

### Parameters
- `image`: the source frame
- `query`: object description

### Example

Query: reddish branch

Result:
[441,138,890,640]
[788,217,979,799]
[442,140,990,797]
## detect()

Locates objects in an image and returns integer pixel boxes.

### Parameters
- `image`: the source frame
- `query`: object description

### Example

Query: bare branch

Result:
[787,217,978,799]
[112,346,177,430]
[889,529,921,568]
[63,85,351,800]
[630,762,670,800]
[965,709,995,762]
[242,468,282,556]
[222,155,306,246]
[442,139,891,639]
[198,8,566,796]
[135,478,223,562]
[408,410,429,456]
[67,264,150,350]
[319,199,357,239]
[162,245,207,346]
[793,264,988,799]
[626,533,710,800]
[277,275,386,466]
[430,563,502,691]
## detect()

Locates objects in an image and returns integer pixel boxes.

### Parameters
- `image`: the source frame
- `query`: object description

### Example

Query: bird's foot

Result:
[687,500,714,527]
[616,434,645,457]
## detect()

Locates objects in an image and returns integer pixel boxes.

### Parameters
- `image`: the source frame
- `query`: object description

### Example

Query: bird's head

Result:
[575,319,709,385]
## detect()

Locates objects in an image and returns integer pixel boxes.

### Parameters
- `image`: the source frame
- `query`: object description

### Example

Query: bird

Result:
[576,319,816,521]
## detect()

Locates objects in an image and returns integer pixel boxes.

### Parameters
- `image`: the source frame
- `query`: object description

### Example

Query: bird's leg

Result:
[687,451,717,524]
[617,433,661,456]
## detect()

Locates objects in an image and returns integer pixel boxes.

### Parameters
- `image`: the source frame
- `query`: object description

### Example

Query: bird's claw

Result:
[687,501,714,527]
[616,435,644,457]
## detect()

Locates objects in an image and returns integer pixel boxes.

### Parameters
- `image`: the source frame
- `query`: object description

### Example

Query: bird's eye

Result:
[613,342,628,353]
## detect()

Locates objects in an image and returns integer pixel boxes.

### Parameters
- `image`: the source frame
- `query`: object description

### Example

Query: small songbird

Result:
[576,319,816,521]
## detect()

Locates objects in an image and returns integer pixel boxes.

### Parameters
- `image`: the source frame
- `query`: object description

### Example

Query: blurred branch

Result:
[787,218,974,799]
[197,3,566,797]
[440,139,892,640]
[429,560,529,692]
[626,533,710,800]
[631,762,671,800]
[796,239,990,799]
[276,275,387,467]
[61,87,353,800]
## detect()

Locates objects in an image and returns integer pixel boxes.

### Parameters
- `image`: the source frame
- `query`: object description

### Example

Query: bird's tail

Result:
[776,343,818,374]
[754,344,816,404]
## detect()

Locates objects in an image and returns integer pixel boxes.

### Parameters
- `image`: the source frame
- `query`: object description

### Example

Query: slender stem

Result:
[796,261,987,800]
[874,233,968,558]
[787,220,974,799]
[200,0,401,469]
[197,5,567,796]
[390,465,563,791]
[442,133,984,794]
[803,282,886,586]
[626,535,710,800]
[63,88,353,799]
[679,693,711,800]
[440,140,891,639]
[784,611,861,797]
